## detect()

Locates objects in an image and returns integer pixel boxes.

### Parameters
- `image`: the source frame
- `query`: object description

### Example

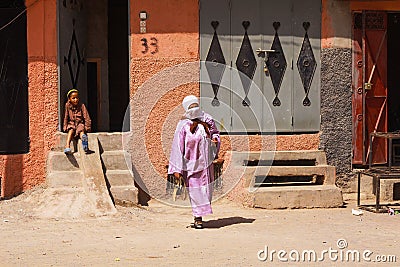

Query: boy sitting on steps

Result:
[63,89,92,154]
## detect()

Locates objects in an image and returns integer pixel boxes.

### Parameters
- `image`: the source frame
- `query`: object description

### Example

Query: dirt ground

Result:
[0,187,399,267]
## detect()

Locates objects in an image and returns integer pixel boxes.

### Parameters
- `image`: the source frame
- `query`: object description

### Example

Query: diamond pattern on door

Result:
[200,0,321,133]
[296,22,317,106]
[64,24,84,89]
[266,22,287,107]
[205,21,226,107]
[235,21,257,106]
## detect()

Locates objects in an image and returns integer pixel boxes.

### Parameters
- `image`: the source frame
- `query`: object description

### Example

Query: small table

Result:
[357,168,400,213]
[369,132,400,171]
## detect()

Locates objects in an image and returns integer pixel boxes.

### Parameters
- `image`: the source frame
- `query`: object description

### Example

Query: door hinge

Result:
[231,116,233,127]
[291,59,293,70]
[291,116,294,126]
[228,0,232,9]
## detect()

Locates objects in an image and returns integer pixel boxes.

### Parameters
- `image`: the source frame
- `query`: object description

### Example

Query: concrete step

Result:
[231,150,328,166]
[250,185,343,209]
[110,186,139,206]
[52,132,80,151]
[47,151,81,172]
[101,151,131,170]
[46,171,84,188]
[52,132,124,151]
[106,170,134,187]
[97,133,124,151]
[249,165,336,186]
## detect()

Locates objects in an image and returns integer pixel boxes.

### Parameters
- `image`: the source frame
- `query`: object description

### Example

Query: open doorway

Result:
[59,0,129,132]
[388,13,400,132]
[108,0,129,132]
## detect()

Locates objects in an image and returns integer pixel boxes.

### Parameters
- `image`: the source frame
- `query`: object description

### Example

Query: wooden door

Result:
[352,11,388,165]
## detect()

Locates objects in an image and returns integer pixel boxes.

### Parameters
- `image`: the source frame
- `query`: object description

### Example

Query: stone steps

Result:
[231,150,343,209]
[43,133,121,218]
[47,151,81,172]
[101,148,138,205]
[46,171,84,188]
[101,150,131,170]
[251,185,343,209]
[106,170,135,186]
[48,132,138,208]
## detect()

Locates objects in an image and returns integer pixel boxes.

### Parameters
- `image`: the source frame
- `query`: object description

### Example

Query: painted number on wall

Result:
[141,37,159,54]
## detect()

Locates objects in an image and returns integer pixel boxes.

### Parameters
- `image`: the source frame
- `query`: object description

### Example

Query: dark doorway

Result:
[388,13,400,132]
[0,1,29,154]
[87,61,98,132]
[108,0,129,132]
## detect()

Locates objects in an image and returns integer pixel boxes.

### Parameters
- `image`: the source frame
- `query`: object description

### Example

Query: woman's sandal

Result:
[194,217,203,229]
[64,148,72,155]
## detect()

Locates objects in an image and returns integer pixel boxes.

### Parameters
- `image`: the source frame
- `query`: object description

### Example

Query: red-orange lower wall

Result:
[0,0,58,198]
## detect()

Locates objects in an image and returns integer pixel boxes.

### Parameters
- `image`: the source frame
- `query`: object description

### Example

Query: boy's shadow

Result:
[65,153,79,167]
[203,217,255,229]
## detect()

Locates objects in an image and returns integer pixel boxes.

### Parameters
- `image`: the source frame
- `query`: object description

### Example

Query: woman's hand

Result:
[212,137,218,144]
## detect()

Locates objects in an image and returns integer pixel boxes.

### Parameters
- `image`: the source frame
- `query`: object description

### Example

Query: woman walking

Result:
[168,95,220,229]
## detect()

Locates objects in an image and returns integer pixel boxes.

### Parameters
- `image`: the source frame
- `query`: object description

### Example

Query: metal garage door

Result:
[200,0,321,133]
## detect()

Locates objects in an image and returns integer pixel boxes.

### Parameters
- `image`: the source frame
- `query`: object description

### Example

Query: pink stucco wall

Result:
[0,0,58,198]
[128,0,321,201]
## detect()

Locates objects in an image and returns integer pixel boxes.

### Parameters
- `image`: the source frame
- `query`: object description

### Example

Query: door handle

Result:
[256,48,277,58]
[364,82,373,90]
[256,49,278,75]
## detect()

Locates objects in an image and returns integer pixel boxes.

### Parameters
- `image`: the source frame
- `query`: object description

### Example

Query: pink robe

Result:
[168,112,220,217]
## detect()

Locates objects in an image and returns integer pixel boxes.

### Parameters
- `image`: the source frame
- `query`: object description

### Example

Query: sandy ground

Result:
[0,187,399,267]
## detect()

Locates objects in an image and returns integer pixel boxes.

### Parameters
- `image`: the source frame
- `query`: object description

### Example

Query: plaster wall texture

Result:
[320,48,353,185]
[1,0,58,198]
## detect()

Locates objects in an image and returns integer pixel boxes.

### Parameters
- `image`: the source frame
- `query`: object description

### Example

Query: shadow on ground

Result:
[203,216,255,229]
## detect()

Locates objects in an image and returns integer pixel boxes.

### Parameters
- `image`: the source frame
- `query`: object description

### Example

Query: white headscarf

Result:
[182,95,199,111]
[182,95,203,120]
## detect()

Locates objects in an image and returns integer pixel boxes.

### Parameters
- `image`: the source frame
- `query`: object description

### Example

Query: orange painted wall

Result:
[0,0,58,198]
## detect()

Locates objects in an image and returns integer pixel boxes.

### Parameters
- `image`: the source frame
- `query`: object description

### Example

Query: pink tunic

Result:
[168,112,220,217]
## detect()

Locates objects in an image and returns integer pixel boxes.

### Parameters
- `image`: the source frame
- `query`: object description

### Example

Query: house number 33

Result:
[141,37,159,54]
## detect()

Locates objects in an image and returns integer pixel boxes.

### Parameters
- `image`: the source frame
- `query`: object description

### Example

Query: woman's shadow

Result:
[203,217,255,229]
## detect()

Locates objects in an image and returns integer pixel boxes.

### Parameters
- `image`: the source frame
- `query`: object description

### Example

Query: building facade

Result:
[1,0,399,199]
